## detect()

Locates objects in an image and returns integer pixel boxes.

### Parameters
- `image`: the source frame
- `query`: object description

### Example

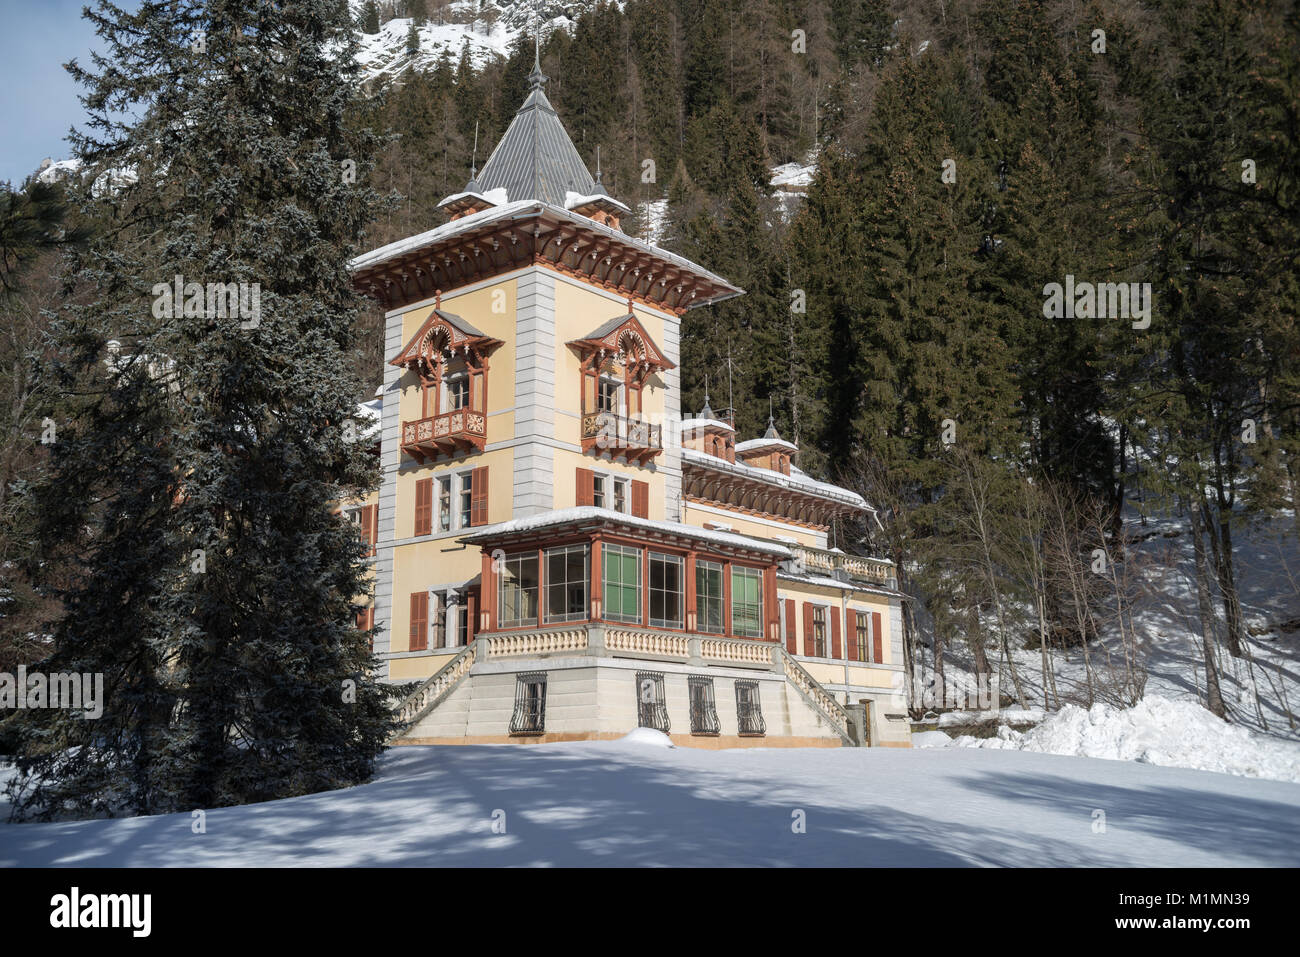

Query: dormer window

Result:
[390,296,502,462]
[570,304,673,465]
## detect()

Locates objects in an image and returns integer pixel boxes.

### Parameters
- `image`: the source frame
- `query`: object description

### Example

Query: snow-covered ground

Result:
[925,696,1300,783]
[2,735,1297,866]
[929,510,1300,746]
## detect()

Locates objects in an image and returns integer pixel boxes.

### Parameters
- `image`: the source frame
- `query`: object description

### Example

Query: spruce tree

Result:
[7,0,397,821]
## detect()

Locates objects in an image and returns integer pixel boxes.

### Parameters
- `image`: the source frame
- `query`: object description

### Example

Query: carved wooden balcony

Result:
[581,411,663,464]
[401,408,487,462]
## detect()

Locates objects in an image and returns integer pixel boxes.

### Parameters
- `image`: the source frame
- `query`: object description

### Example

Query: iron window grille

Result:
[688,675,721,735]
[735,679,766,736]
[636,671,670,733]
[509,672,547,735]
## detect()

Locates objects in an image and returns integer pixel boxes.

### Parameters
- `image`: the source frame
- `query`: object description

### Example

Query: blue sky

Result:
[0,0,106,185]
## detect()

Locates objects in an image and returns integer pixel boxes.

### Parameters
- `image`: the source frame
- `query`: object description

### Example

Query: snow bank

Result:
[953,695,1300,783]
[911,730,952,749]
[618,728,675,748]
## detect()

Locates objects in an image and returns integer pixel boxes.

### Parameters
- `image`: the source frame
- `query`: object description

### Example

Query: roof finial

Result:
[529,21,547,90]
[595,145,604,188]
[764,396,781,440]
[435,288,442,309]
[701,375,714,419]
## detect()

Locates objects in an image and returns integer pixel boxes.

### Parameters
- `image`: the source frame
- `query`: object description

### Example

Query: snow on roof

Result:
[352,398,382,441]
[565,190,631,214]
[349,200,538,273]
[736,436,799,454]
[680,417,735,433]
[349,200,740,297]
[777,569,903,598]
[436,187,509,210]
[457,506,792,557]
[681,447,870,510]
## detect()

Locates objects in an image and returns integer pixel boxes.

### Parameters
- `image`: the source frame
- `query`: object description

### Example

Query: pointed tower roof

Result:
[473,45,598,207]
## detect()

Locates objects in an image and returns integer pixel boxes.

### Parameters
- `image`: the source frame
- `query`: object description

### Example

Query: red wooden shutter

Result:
[872,611,883,663]
[470,467,489,526]
[784,598,797,654]
[409,592,428,651]
[802,602,815,657]
[830,606,842,659]
[467,591,477,643]
[414,478,432,536]
[846,608,858,661]
[631,480,649,518]
[576,467,594,507]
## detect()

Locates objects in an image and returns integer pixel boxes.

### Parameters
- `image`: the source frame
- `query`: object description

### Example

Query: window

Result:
[695,560,724,634]
[509,673,547,735]
[688,676,720,735]
[459,471,474,528]
[812,606,827,657]
[446,373,469,410]
[431,593,446,649]
[438,476,452,532]
[545,544,589,623]
[856,611,870,662]
[731,566,763,638]
[635,671,670,733]
[597,376,620,413]
[648,552,683,629]
[735,679,766,736]
[499,552,540,627]
[591,474,630,514]
[602,543,641,623]
[457,603,469,647]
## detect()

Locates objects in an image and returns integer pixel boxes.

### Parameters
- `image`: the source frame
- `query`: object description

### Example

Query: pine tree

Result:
[361,0,380,34]
[6,0,397,821]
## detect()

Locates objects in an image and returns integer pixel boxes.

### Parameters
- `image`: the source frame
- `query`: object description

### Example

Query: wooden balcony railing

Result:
[400,407,487,461]
[789,544,896,587]
[581,411,663,464]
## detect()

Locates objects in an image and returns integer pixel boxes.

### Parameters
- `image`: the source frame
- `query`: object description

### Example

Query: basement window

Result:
[688,675,720,735]
[635,671,670,734]
[736,679,766,736]
[509,672,547,735]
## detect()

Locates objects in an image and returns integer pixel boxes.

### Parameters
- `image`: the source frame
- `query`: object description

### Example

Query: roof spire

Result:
[701,375,714,419]
[466,121,481,192]
[764,396,782,440]
[595,145,605,190]
[529,22,547,90]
